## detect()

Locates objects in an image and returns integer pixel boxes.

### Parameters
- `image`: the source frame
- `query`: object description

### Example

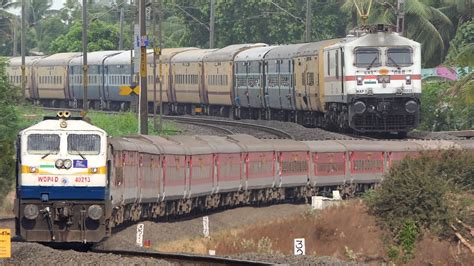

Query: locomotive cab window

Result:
[27,134,60,154]
[354,48,380,68]
[68,134,101,155]
[386,47,413,67]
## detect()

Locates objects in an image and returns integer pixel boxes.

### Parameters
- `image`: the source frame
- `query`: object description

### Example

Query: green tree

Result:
[0,57,19,201]
[49,20,120,53]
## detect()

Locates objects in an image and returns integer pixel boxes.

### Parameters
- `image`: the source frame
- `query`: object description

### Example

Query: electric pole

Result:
[20,0,25,99]
[138,0,148,134]
[396,0,405,36]
[119,6,124,50]
[152,0,157,130]
[209,0,215,48]
[158,0,163,132]
[305,0,311,42]
[82,0,88,112]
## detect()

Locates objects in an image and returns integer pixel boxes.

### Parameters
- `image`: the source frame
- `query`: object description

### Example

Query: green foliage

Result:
[0,57,19,201]
[419,81,473,131]
[365,150,474,236]
[446,20,474,67]
[397,219,419,258]
[49,20,120,53]
[168,0,347,48]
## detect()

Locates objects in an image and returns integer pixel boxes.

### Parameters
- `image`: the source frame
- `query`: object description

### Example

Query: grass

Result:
[15,104,179,137]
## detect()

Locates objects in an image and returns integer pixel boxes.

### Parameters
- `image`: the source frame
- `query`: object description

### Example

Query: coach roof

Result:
[35,52,81,66]
[69,51,122,65]
[203,43,267,62]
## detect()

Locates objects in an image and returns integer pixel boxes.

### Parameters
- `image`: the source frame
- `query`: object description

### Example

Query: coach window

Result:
[27,134,60,154]
[354,48,380,68]
[387,47,413,67]
[68,134,101,155]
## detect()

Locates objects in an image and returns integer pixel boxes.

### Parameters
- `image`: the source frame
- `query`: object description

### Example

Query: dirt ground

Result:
[149,200,473,265]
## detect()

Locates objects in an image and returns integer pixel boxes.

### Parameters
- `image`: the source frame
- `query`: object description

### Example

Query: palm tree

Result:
[340,0,454,67]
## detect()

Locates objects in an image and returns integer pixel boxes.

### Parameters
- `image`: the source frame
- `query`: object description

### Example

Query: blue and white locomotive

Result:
[15,111,109,242]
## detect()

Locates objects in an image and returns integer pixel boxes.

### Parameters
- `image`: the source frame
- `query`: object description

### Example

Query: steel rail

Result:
[171,120,235,135]
[163,116,295,139]
[90,248,272,265]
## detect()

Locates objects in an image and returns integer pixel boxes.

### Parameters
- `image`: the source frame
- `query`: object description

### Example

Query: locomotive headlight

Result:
[24,204,39,220]
[29,166,38,173]
[405,75,412,85]
[405,100,418,114]
[55,159,64,169]
[353,101,366,114]
[63,159,72,169]
[88,205,103,220]
[356,76,363,86]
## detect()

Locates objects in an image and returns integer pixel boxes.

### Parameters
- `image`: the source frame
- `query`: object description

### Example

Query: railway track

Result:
[163,115,294,139]
[90,248,271,265]
[42,107,294,139]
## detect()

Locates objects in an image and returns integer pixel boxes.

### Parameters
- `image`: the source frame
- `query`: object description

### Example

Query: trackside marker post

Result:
[203,216,209,238]
[0,229,11,258]
[136,223,144,247]
[294,238,305,255]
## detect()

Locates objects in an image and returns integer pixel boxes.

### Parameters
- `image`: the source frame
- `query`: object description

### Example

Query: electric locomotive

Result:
[322,24,421,134]
[15,111,110,242]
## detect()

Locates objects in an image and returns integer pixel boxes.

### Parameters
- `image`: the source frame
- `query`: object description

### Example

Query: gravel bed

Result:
[97,203,308,251]
[173,115,354,140]
[2,242,170,265]
[231,253,358,265]
[407,130,465,140]
[173,122,229,136]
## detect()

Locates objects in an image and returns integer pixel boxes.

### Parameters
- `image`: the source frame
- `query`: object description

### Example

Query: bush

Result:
[0,58,20,202]
[366,150,474,236]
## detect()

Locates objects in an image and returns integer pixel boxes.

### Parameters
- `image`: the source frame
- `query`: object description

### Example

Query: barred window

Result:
[307,72,315,86]
[68,134,101,155]
[27,134,60,154]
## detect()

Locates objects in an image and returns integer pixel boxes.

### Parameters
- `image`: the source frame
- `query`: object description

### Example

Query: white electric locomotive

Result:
[15,111,109,242]
[322,24,421,134]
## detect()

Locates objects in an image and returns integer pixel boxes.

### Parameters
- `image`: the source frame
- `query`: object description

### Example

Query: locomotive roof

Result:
[35,52,82,66]
[172,49,217,63]
[147,47,197,63]
[264,43,308,59]
[203,43,267,62]
[296,39,340,56]
[410,139,461,150]
[326,31,420,50]
[7,56,44,66]
[234,46,278,62]
[69,51,123,65]
[19,118,106,135]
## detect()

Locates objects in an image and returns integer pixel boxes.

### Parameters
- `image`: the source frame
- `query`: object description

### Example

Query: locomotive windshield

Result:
[67,134,101,155]
[354,48,380,68]
[27,134,60,154]
[387,47,413,66]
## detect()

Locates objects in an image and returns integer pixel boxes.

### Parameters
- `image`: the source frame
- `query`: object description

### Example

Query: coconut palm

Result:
[340,0,454,67]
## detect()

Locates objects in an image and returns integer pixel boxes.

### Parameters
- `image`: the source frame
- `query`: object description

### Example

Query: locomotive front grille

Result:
[354,113,416,131]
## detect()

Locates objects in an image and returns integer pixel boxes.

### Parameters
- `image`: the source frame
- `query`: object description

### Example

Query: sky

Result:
[8,0,66,15]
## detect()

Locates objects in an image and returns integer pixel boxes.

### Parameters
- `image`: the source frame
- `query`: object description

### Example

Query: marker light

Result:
[356,76,363,86]
[29,166,38,173]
